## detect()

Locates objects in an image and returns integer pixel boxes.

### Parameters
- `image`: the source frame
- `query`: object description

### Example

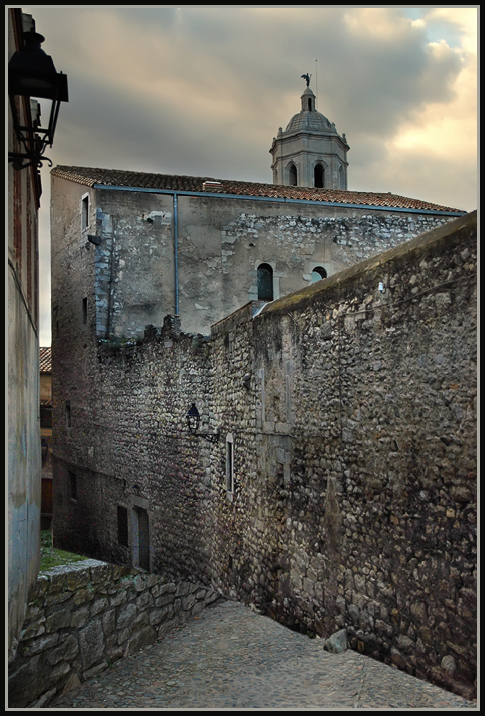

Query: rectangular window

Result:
[82,297,88,324]
[226,435,234,494]
[65,400,71,428]
[117,506,129,547]
[69,470,77,501]
[81,195,89,230]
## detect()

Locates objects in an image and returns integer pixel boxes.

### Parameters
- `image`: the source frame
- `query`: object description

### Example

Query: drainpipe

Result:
[173,193,179,316]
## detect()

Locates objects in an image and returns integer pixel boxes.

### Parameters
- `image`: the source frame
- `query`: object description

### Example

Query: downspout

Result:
[173,193,179,316]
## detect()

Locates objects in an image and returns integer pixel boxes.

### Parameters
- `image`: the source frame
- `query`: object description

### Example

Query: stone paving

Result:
[49,599,477,710]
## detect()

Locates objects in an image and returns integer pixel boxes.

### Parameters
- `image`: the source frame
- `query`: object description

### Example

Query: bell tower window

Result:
[314,164,324,188]
[288,164,297,186]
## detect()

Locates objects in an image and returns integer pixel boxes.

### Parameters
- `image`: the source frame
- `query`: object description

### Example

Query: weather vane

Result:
[301,73,311,87]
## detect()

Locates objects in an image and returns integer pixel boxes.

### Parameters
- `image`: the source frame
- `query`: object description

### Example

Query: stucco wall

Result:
[51,212,477,698]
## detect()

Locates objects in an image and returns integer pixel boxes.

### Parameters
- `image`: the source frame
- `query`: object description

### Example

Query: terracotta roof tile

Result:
[51,165,464,213]
[39,347,51,372]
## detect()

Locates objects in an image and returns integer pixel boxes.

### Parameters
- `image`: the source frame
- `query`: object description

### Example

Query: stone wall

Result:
[8,560,220,708]
[208,211,477,699]
[51,212,477,699]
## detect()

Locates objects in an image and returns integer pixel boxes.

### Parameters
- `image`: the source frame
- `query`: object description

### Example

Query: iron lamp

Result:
[8,31,68,170]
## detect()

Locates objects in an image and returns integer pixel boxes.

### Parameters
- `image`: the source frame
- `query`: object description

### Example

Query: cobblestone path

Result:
[50,599,477,709]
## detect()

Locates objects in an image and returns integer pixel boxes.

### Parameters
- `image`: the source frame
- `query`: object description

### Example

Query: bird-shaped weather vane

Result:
[301,73,311,87]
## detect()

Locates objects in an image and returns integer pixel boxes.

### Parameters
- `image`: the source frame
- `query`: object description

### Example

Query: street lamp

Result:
[8,31,68,170]
[185,403,220,444]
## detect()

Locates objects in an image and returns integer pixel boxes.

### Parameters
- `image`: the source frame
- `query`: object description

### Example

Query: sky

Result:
[16,6,478,347]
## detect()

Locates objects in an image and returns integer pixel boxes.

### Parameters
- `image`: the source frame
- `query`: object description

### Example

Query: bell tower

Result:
[269,76,349,189]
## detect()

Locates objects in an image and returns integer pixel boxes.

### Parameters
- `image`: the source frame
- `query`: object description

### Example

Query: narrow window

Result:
[117,506,129,547]
[311,266,327,283]
[257,263,274,301]
[81,195,89,230]
[288,164,297,186]
[134,507,150,570]
[69,470,77,501]
[65,400,71,428]
[226,435,234,494]
[82,297,88,325]
[314,164,324,188]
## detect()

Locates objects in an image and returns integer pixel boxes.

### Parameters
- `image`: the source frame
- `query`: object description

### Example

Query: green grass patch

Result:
[40,531,90,571]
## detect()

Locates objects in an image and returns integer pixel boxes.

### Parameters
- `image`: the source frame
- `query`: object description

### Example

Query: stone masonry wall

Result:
[208,212,477,699]
[51,212,476,700]
[8,560,220,708]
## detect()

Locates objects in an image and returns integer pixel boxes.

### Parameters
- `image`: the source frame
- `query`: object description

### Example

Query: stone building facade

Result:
[8,8,43,658]
[51,164,464,340]
[51,211,477,699]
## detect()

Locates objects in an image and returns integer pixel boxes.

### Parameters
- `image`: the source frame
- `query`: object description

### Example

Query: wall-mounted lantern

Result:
[8,31,68,170]
[185,403,220,444]
[378,281,387,294]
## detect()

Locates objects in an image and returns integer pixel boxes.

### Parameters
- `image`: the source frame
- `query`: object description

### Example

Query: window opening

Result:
[65,400,71,428]
[81,195,89,230]
[82,297,87,325]
[117,506,129,547]
[311,266,327,283]
[134,506,150,570]
[288,164,297,186]
[314,164,324,188]
[69,470,77,501]
[226,435,234,494]
[257,263,274,301]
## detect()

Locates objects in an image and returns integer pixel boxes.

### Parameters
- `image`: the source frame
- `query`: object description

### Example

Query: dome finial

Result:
[301,73,311,87]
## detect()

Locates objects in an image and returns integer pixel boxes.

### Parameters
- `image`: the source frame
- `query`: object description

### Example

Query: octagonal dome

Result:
[285,110,332,133]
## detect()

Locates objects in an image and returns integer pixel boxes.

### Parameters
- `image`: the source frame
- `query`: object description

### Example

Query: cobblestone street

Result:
[49,599,477,710]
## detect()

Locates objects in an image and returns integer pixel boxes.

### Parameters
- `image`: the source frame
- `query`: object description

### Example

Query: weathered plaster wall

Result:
[51,212,477,699]
[8,560,219,708]
[51,174,458,340]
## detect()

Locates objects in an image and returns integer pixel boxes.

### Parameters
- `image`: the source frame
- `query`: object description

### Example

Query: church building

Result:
[47,81,476,701]
[50,81,463,340]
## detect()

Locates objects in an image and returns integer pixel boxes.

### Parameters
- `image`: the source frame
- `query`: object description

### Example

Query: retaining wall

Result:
[8,560,220,708]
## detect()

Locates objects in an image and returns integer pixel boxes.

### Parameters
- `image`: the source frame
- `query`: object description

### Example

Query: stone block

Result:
[47,634,79,666]
[8,654,45,708]
[116,603,137,630]
[45,608,72,633]
[124,627,156,656]
[323,629,348,653]
[79,619,105,671]
[66,568,91,591]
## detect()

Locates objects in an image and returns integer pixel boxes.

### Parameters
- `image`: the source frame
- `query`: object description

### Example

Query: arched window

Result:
[311,266,327,283]
[288,164,297,186]
[257,263,274,301]
[314,164,324,188]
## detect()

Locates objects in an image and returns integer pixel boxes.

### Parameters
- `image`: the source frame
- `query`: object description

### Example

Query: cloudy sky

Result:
[19,6,477,346]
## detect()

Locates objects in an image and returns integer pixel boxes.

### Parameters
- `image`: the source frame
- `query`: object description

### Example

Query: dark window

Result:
[311,266,327,283]
[226,437,234,493]
[308,98,312,111]
[289,164,297,186]
[117,506,129,547]
[81,196,89,230]
[314,164,324,188]
[69,470,77,501]
[40,406,52,428]
[135,507,150,571]
[82,297,87,325]
[257,263,274,301]
[65,400,71,428]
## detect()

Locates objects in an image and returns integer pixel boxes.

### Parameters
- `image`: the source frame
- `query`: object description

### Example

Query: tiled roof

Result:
[39,347,51,372]
[51,165,464,213]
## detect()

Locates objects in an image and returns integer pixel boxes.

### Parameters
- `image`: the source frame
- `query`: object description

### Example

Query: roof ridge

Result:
[51,165,464,213]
